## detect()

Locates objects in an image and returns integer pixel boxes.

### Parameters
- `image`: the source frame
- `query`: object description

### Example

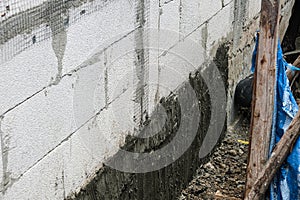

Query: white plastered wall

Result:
[0,0,269,199]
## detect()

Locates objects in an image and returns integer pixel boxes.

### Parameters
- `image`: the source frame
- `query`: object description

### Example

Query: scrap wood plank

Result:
[244,0,281,198]
[244,110,300,200]
[287,55,300,83]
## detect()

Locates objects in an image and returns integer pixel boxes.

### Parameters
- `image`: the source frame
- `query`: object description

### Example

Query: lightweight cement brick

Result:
[159,0,180,41]
[62,0,136,75]
[73,60,106,128]
[180,0,222,36]
[248,0,261,19]
[207,2,233,56]
[0,37,57,116]
[1,75,77,180]
[3,138,66,200]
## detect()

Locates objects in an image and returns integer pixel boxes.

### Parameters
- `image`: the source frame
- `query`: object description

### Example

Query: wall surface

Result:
[228,0,295,121]
[0,0,295,199]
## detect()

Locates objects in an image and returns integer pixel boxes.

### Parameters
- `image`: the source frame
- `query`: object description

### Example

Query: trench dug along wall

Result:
[67,49,229,199]
[0,0,296,199]
[68,70,212,200]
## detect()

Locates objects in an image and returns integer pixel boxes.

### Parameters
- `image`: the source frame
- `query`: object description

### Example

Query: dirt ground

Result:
[179,117,250,200]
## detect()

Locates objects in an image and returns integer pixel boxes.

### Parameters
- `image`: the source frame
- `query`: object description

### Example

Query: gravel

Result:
[179,117,250,200]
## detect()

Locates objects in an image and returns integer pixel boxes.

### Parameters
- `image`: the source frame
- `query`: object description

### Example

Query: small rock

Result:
[237,184,244,189]
[228,149,238,156]
[202,173,210,178]
[238,148,244,155]
[204,162,215,170]
[219,163,227,169]
[236,180,245,184]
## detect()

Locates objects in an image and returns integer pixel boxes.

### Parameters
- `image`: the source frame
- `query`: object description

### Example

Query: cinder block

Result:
[198,1,223,24]
[1,101,126,199]
[186,23,208,51]
[148,31,205,113]
[104,33,136,103]
[73,60,106,128]
[64,94,132,196]
[62,0,136,75]
[207,2,233,55]
[149,0,160,28]
[147,26,206,114]
[3,138,66,200]
[1,75,77,180]
[180,0,222,36]
[159,0,181,41]
[248,0,261,19]
[223,0,232,6]
[0,38,57,115]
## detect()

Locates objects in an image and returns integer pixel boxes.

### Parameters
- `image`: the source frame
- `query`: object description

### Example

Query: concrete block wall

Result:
[0,0,137,199]
[0,0,295,199]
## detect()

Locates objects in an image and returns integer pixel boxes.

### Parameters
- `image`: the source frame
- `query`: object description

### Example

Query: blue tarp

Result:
[252,35,300,200]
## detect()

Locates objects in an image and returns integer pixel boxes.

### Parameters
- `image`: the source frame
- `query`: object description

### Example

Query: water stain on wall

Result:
[46,1,69,85]
[0,116,18,194]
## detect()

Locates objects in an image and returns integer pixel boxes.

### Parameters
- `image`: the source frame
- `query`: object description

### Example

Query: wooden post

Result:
[245,0,281,198]
[245,111,300,200]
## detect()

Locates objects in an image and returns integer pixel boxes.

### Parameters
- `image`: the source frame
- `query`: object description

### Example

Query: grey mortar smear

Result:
[0,116,18,194]
[133,0,150,130]
[46,1,69,85]
[51,27,67,85]
[0,0,117,83]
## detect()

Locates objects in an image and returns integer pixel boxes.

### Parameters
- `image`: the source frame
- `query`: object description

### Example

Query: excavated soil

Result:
[179,117,250,200]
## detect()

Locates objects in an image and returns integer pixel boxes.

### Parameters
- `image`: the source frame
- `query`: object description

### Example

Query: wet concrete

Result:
[66,72,210,200]
[66,45,229,199]
[213,43,229,93]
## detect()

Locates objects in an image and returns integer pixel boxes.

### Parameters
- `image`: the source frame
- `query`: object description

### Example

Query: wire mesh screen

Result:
[0,0,110,63]
[1,0,45,18]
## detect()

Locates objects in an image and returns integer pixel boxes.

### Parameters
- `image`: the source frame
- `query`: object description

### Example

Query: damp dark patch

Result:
[213,42,229,93]
[65,65,225,200]
[121,94,181,154]
[32,35,36,44]
[80,10,86,15]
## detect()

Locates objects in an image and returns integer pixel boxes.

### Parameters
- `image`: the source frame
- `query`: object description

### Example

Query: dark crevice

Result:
[282,0,300,63]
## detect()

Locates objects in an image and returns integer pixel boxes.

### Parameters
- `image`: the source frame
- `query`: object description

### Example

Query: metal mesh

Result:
[0,0,109,63]
[0,0,47,19]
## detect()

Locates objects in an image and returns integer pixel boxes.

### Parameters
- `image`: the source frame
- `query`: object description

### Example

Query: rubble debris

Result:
[179,118,249,200]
